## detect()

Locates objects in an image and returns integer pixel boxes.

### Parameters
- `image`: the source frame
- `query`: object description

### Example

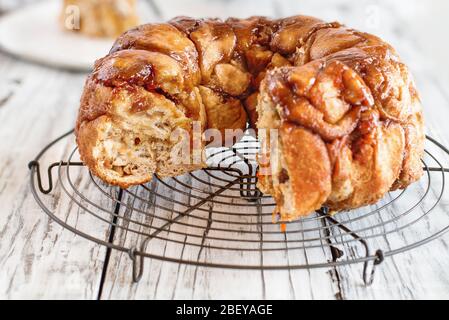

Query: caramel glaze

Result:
[76,15,424,214]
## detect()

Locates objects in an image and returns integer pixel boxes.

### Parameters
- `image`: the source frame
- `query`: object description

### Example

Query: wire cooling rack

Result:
[29,129,449,285]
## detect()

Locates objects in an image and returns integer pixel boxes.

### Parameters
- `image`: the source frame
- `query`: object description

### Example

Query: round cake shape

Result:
[75,15,424,221]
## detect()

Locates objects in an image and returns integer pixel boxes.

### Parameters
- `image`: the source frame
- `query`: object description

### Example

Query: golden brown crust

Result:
[76,15,425,220]
[110,23,201,88]
[278,123,332,219]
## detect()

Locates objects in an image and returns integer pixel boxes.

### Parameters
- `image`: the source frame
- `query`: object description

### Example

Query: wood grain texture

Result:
[0,53,107,299]
[1,0,449,300]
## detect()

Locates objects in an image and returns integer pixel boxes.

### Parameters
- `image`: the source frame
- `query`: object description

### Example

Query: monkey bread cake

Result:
[75,15,425,221]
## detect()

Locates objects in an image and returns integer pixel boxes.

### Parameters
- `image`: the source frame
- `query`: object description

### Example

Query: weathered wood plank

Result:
[0,53,107,299]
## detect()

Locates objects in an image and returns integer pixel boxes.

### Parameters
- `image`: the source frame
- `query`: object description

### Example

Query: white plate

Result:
[0,0,115,71]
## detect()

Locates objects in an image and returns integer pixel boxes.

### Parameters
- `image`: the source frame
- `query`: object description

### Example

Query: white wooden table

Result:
[1,0,449,300]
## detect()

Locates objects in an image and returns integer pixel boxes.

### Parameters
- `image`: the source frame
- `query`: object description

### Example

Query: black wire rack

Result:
[29,129,449,285]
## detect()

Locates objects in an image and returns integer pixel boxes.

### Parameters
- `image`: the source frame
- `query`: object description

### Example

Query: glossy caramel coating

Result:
[76,15,424,220]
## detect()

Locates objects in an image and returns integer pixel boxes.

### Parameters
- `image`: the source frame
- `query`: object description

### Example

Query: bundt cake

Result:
[75,15,424,221]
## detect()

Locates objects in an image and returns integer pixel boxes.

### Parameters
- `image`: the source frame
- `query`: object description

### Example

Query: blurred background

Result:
[1,0,449,76]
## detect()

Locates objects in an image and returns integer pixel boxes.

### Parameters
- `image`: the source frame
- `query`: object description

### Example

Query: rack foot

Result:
[318,207,384,286]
